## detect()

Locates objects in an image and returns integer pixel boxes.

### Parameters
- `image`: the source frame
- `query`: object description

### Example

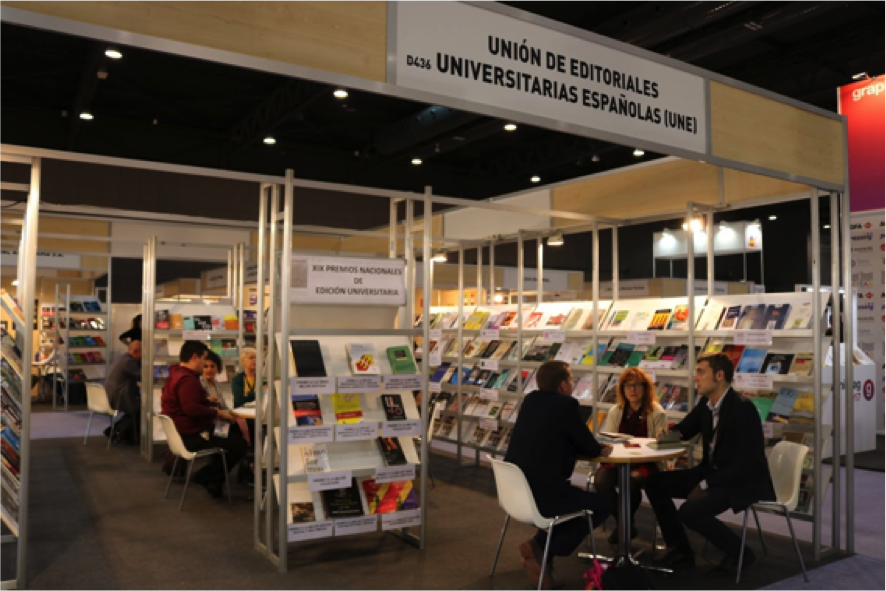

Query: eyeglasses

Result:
[623,382,645,390]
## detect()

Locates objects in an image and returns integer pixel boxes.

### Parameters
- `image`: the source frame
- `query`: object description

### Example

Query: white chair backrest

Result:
[86,383,113,415]
[767,441,809,511]
[489,458,549,529]
[158,415,192,459]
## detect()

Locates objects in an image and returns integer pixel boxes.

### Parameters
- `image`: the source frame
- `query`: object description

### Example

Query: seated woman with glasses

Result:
[594,367,668,546]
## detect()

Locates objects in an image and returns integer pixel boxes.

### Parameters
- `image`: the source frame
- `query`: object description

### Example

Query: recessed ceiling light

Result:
[431,250,447,263]
[591,154,600,162]
[263,136,276,145]
[79,112,94,120]
[530,175,541,183]
[105,49,123,59]
[411,158,422,165]
[333,89,348,99]
[768,215,777,220]
[11,280,18,286]
[823,224,831,229]
[633,148,644,157]
[547,232,564,246]
[504,123,517,131]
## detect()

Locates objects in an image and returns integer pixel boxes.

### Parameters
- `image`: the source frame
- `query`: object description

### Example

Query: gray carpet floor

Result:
[3,411,883,590]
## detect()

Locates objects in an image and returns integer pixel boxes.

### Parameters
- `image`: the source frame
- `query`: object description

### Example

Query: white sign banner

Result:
[381,509,422,531]
[501,268,572,293]
[288,521,334,542]
[480,388,499,401]
[543,330,566,342]
[626,331,656,345]
[1,250,82,270]
[335,423,378,442]
[392,3,707,155]
[204,267,227,290]
[374,464,416,484]
[288,425,335,445]
[481,359,499,371]
[307,470,353,492]
[291,377,336,395]
[337,376,383,394]
[481,329,500,340]
[384,374,423,391]
[480,418,500,431]
[290,255,406,305]
[428,351,442,367]
[381,420,423,437]
[733,330,773,346]
[734,373,774,391]
[429,328,442,339]
[334,515,378,537]
[182,330,212,341]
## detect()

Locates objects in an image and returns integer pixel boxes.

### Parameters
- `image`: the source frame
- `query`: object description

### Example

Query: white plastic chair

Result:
[736,441,809,584]
[158,414,232,510]
[488,457,598,590]
[84,383,118,449]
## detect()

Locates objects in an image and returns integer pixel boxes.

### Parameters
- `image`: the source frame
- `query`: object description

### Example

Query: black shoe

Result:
[204,482,224,498]
[709,548,756,576]
[608,526,639,546]
[653,548,696,569]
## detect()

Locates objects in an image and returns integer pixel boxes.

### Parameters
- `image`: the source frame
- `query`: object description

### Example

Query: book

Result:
[220,339,238,356]
[499,401,518,422]
[553,340,592,365]
[170,314,184,330]
[376,436,408,466]
[626,311,651,330]
[346,343,381,375]
[182,316,196,330]
[380,394,407,421]
[766,387,801,423]
[463,339,489,359]
[331,394,363,424]
[788,353,815,377]
[696,304,725,331]
[223,314,239,330]
[290,501,316,524]
[721,344,746,369]
[545,311,570,328]
[659,345,687,370]
[562,307,588,331]
[579,342,608,366]
[761,353,794,375]
[745,390,778,422]
[736,348,768,373]
[291,394,324,426]
[193,315,213,331]
[154,310,170,330]
[464,310,490,330]
[386,346,417,374]
[737,304,767,330]
[289,340,327,377]
[300,444,330,473]
[606,342,635,368]
[667,305,690,330]
[719,305,742,329]
[211,315,224,331]
[639,345,664,368]
[521,370,539,394]
[624,345,650,368]
[647,308,671,330]
[785,301,814,330]
[762,304,791,330]
[490,341,515,360]
[572,376,595,400]
[154,339,169,357]
[606,309,631,330]
[789,391,815,425]
[429,362,452,383]
[360,479,419,514]
[322,478,365,518]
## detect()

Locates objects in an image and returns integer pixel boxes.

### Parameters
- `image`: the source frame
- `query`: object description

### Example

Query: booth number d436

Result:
[406,55,433,70]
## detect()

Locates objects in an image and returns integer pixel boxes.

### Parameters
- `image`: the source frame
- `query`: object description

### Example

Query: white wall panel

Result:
[110,222,249,261]
[442,189,552,240]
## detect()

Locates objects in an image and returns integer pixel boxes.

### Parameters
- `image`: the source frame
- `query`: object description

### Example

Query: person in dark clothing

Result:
[118,314,142,345]
[646,352,776,576]
[104,339,142,443]
[160,341,247,498]
[504,361,613,589]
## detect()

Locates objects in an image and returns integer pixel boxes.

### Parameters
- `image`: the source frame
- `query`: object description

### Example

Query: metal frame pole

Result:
[456,244,465,464]
[266,185,281,562]
[706,211,715,298]
[406,200,415,326]
[279,174,294,572]
[810,189,822,560]
[537,237,544,304]
[686,205,696,411]
[591,223,600,414]
[516,230,524,394]
[420,188,432,549]
[64,283,70,412]
[254,186,269,554]
[839,188,855,554]
[476,246,483,309]
[141,236,157,462]
[489,238,495,305]
[612,227,619,301]
[828,191,842,553]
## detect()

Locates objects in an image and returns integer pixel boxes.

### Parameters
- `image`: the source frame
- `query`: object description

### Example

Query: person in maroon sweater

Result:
[161,341,247,498]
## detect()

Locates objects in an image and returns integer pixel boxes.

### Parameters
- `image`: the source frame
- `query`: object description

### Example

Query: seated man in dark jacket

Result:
[104,339,142,443]
[645,352,776,575]
[160,341,246,498]
[504,361,612,589]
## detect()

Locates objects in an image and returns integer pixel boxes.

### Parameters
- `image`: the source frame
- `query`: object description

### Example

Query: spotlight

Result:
[333,89,349,99]
[683,218,703,232]
[768,215,777,221]
[263,136,276,145]
[431,250,447,263]
[823,224,831,229]
[633,148,644,157]
[504,123,517,131]
[411,158,422,165]
[530,175,541,183]
[591,154,600,162]
[11,280,18,286]
[547,232,564,247]
[79,112,94,120]
[105,49,123,59]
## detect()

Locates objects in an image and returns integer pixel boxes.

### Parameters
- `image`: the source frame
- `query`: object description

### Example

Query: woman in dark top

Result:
[119,314,142,345]
[594,367,668,546]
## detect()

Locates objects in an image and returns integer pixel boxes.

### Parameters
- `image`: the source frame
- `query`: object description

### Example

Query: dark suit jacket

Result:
[504,390,602,511]
[673,387,776,511]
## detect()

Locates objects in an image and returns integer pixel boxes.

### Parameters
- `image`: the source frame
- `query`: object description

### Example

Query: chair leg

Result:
[220,450,232,505]
[586,511,598,558]
[539,524,554,591]
[489,514,510,577]
[164,457,179,499]
[751,505,768,556]
[106,413,117,451]
[179,458,196,511]
[83,412,94,445]
[735,509,750,585]
[784,507,809,582]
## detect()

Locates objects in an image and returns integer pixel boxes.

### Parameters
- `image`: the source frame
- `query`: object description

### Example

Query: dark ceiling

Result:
[2,2,883,204]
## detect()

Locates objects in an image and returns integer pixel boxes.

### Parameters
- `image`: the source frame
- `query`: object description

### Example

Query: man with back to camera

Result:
[104,339,142,444]
[161,341,247,498]
[645,352,775,575]
[504,360,613,589]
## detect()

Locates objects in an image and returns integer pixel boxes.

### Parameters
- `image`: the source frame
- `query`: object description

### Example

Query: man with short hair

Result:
[104,339,142,444]
[645,352,775,575]
[161,341,247,498]
[504,361,613,589]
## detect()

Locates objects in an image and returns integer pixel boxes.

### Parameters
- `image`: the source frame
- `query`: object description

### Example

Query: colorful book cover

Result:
[545,311,570,328]
[745,391,778,422]
[719,305,742,329]
[625,345,650,368]
[376,437,408,466]
[766,387,800,423]
[721,344,746,369]
[666,305,690,330]
[761,353,794,375]
[291,394,323,426]
[524,312,544,329]
[331,393,364,424]
[360,479,419,514]
[647,309,671,330]
[182,316,196,330]
[170,314,184,330]
[562,308,588,331]
[789,391,815,425]
[696,304,725,331]
[193,315,213,330]
[387,346,417,374]
[736,348,767,373]
[607,309,631,330]
[223,314,239,330]
[788,353,814,377]
[762,304,791,330]
[429,362,452,383]
[579,342,608,366]
[346,343,381,375]
[786,301,814,330]
[464,310,490,330]
[737,304,767,330]
[154,309,170,330]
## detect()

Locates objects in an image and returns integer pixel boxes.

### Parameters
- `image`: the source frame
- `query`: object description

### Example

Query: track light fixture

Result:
[431,250,447,263]
[547,232,564,246]
[633,148,644,157]
[263,136,276,145]
[504,123,517,131]
[530,175,541,183]
[333,89,348,99]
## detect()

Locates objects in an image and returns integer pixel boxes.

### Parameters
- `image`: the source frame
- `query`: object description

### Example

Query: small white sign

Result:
[481,359,499,371]
[291,377,336,395]
[288,520,334,542]
[429,328,442,340]
[429,381,442,393]
[288,425,335,445]
[762,422,774,438]
[429,351,442,367]
[480,388,499,401]
[334,515,378,537]
[335,423,378,441]
[375,464,417,484]
[381,420,423,437]
[734,373,774,390]
[182,330,211,340]
[480,418,499,431]
[290,255,406,305]
[627,331,656,345]
[385,374,423,391]
[481,329,500,340]
[733,330,773,346]
[543,330,566,343]
[381,509,422,531]
[337,376,383,394]
[307,470,353,492]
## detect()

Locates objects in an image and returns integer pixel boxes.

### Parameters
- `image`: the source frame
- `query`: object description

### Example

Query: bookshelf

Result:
[1,293,26,539]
